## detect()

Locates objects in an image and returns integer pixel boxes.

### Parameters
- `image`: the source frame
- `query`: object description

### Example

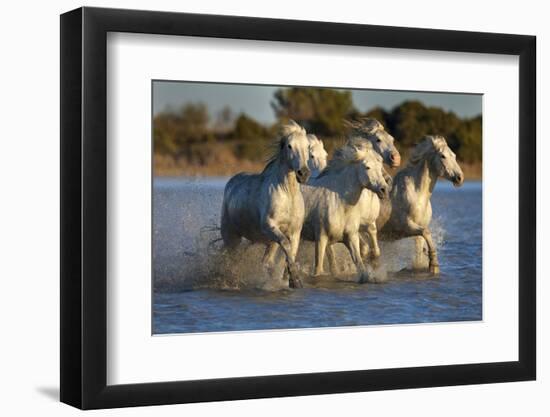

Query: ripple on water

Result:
[153,179,482,334]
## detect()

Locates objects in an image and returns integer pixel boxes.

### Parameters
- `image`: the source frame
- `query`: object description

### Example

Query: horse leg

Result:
[405,219,439,275]
[326,244,339,275]
[261,220,301,288]
[262,242,279,268]
[344,233,373,284]
[314,234,328,277]
[359,233,370,259]
[220,210,241,250]
[366,222,381,266]
[289,231,304,288]
[412,236,428,271]
[262,242,286,276]
[422,228,439,275]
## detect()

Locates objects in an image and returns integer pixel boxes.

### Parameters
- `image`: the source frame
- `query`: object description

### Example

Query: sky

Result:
[153,80,482,123]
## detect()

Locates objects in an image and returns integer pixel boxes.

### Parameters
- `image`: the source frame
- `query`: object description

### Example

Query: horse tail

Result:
[220,194,241,249]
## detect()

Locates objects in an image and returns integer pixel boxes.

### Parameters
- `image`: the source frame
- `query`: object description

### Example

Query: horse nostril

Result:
[390,153,401,166]
[297,170,303,176]
[380,187,386,194]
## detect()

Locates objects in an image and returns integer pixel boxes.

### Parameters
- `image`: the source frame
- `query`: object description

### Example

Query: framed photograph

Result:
[60,6,536,410]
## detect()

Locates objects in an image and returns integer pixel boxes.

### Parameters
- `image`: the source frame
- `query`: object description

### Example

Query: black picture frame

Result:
[60,6,536,410]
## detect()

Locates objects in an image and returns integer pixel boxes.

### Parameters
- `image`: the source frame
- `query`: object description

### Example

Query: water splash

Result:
[153,178,447,292]
[153,179,482,334]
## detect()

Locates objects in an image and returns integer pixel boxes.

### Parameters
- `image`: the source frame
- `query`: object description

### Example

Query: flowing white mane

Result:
[408,135,448,166]
[264,120,306,170]
[281,119,307,137]
[307,133,324,154]
[319,139,381,177]
[307,133,321,146]
[344,117,385,135]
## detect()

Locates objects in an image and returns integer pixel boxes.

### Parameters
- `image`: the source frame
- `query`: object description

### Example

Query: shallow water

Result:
[153,178,482,334]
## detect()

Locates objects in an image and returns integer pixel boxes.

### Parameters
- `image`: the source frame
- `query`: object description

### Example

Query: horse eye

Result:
[441,154,446,159]
[377,139,382,143]
[365,166,370,170]
[288,144,292,149]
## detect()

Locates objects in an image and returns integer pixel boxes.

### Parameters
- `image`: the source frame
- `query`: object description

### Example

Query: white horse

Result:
[326,118,401,273]
[264,119,398,276]
[377,135,464,274]
[220,120,311,288]
[344,118,401,169]
[260,133,327,267]
[301,141,389,283]
[307,134,328,178]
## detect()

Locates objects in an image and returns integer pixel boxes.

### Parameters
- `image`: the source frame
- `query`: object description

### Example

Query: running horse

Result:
[220,120,312,288]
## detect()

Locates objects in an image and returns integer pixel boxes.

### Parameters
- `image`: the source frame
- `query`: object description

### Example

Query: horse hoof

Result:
[358,268,374,284]
[429,265,440,275]
[357,274,370,284]
[289,276,304,289]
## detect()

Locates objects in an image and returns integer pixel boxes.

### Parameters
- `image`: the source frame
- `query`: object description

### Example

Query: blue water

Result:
[153,178,482,334]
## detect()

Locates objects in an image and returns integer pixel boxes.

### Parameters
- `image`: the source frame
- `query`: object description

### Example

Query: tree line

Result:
[153,87,482,174]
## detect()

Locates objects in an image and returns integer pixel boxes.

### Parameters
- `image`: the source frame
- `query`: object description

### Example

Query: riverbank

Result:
[153,154,483,180]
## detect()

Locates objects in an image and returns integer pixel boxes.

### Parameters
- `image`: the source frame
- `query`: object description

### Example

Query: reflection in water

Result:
[153,178,482,334]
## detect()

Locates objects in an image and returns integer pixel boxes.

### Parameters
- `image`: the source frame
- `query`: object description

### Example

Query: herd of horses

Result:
[220,118,465,288]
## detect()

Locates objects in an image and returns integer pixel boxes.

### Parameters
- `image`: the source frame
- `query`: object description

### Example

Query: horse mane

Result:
[307,133,325,154]
[343,117,384,135]
[262,120,306,173]
[307,133,320,144]
[408,135,448,166]
[317,138,380,178]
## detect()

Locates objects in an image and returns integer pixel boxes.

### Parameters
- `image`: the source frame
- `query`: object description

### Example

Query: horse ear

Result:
[424,135,445,152]
[314,134,322,144]
[433,135,447,151]
[288,119,299,128]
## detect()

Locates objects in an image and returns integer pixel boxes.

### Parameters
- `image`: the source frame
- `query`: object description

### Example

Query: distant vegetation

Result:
[153,87,482,177]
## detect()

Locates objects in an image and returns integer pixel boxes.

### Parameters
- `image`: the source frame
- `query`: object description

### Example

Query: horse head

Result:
[337,141,389,199]
[307,134,328,178]
[413,136,464,187]
[280,120,311,184]
[357,143,389,199]
[345,117,401,168]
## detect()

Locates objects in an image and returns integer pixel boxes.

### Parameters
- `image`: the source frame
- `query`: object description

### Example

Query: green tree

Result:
[387,101,461,147]
[153,103,211,156]
[364,106,390,127]
[450,115,482,162]
[271,87,356,136]
[363,101,481,163]
[232,114,269,141]
[214,105,235,133]
[231,114,271,160]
